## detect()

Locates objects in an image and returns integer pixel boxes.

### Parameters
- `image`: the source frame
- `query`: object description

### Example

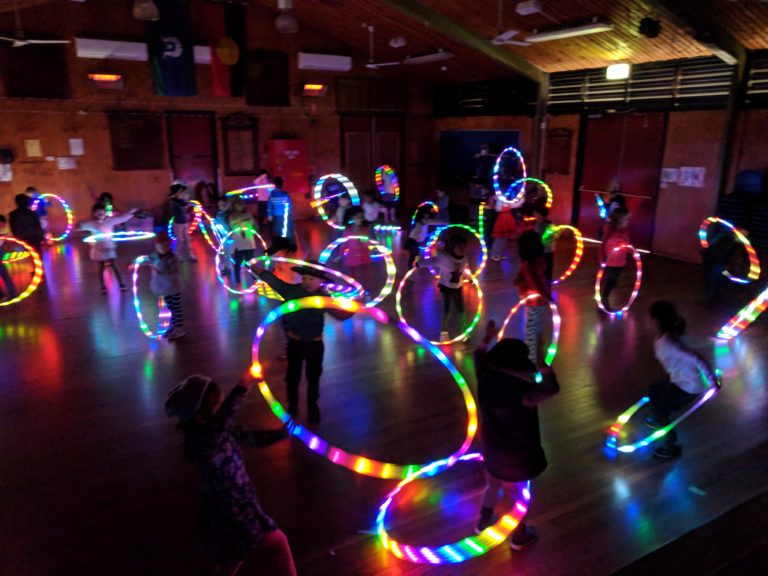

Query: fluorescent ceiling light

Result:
[403,50,454,65]
[526,22,614,43]
[606,63,631,80]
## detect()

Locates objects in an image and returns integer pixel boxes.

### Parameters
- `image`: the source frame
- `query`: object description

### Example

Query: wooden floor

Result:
[1,220,767,576]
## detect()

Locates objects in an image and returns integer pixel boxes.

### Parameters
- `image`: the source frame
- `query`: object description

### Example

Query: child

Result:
[9,194,44,254]
[26,186,50,243]
[253,169,272,227]
[645,301,716,460]
[436,234,471,342]
[251,260,354,422]
[267,176,293,239]
[599,207,631,312]
[474,320,560,550]
[514,231,552,365]
[169,180,197,262]
[333,194,352,230]
[149,236,185,340]
[490,195,516,261]
[435,189,450,224]
[165,374,297,576]
[98,192,116,217]
[405,209,429,271]
[361,191,383,225]
[228,199,260,285]
[341,208,372,268]
[533,205,556,286]
[79,203,137,293]
[380,172,397,223]
[0,215,18,302]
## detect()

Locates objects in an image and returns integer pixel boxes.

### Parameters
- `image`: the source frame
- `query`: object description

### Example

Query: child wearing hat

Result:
[165,374,296,575]
[169,180,197,262]
[474,320,560,550]
[79,203,138,293]
[250,259,354,423]
[149,235,185,340]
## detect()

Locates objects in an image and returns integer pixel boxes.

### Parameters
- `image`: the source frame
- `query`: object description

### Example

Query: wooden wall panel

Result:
[544,114,580,225]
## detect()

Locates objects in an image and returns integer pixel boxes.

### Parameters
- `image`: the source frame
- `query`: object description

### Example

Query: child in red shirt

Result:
[599,208,631,312]
[514,231,552,365]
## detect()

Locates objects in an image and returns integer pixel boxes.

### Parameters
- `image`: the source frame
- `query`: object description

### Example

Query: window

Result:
[222,114,259,175]
[107,112,164,171]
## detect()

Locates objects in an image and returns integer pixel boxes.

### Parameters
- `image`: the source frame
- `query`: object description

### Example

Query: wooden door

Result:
[341,115,403,195]
[167,112,218,186]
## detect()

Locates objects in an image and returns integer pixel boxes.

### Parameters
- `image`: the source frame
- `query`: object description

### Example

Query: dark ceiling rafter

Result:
[383,0,546,84]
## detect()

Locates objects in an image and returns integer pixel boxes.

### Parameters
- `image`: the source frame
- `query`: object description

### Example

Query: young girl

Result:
[600,207,631,312]
[436,234,471,342]
[646,301,716,460]
[333,194,352,230]
[79,203,137,293]
[341,208,372,268]
[361,191,383,225]
[165,374,296,575]
[149,236,185,340]
[228,199,260,285]
[490,196,516,261]
[405,210,429,271]
[514,231,552,365]
[474,321,560,550]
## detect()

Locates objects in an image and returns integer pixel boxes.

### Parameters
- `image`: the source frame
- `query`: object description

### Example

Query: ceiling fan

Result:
[491,0,531,46]
[0,0,71,48]
[364,24,455,70]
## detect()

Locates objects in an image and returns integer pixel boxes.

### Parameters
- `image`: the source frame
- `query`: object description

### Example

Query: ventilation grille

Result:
[746,52,768,105]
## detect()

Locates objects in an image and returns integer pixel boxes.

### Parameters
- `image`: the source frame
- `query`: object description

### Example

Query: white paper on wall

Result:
[56,157,77,171]
[68,138,85,156]
[0,164,12,182]
[678,167,706,188]
[661,168,679,183]
[24,139,42,157]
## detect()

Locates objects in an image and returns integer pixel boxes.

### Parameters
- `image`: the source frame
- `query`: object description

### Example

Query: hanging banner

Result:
[147,0,197,97]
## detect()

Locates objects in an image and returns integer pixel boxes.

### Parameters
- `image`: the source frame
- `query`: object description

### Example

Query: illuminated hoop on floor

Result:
[251,256,367,301]
[130,256,172,339]
[496,294,561,366]
[546,225,584,285]
[396,267,483,346]
[698,217,761,284]
[375,164,400,202]
[214,227,268,295]
[312,173,360,230]
[168,201,202,241]
[493,146,527,207]
[605,370,721,454]
[318,236,396,307]
[30,193,74,242]
[376,453,531,564]
[717,285,768,340]
[250,296,478,479]
[83,231,156,243]
[0,237,43,307]
[594,244,642,317]
[411,201,438,227]
[422,224,488,279]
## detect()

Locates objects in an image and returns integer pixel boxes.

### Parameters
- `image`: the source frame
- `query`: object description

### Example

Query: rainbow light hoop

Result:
[0,237,44,307]
[373,224,402,232]
[594,244,643,317]
[168,201,203,241]
[698,217,761,284]
[547,225,584,285]
[411,201,438,227]
[214,226,269,295]
[30,193,74,242]
[195,209,228,253]
[492,146,527,207]
[717,285,768,340]
[375,165,400,202]
[497,294,561,366]
[226,184,274,199]
[2,250,31,263]
[509,177,553,210]
[596,194,608,220]
[376,453,531,564]
[396,267,484,346]
[423,224,488,279]
[313,173,361,230]
[130,256,172,339]
[250,296,478,479]
[606,370,721,453]
[317,236,396,307]
[83,230,156,244]
[251,256,367,301]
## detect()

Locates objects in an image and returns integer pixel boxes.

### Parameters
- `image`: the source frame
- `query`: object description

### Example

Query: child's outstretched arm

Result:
[522,365,561,407]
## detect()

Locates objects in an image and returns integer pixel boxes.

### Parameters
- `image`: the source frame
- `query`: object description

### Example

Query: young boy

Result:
[149,236,185,340]
[169,180,197,262]
[250,260,353,422]
[361,191,383,225]
[267,176,293,239]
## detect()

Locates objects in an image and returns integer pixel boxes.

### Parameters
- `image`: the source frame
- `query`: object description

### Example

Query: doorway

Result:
[166,111,219,189]
[340,115,403,195]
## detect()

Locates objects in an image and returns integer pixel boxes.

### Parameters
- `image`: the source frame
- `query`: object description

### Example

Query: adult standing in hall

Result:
[169,179,197,262]
[9,193,44,254]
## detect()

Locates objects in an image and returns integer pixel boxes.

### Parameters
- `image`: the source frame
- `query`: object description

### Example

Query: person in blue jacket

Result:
[267,176,293,239]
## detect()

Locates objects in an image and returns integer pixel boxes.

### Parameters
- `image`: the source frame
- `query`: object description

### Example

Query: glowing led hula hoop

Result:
[130,256,172,339]
[195,209,228,253]
[717,285,768,340]
[699,217,761,284]
[83,231,156,243]
[423,224,488,279]
[250,296,478,479]
[509,177,553,210]
[396,267,483,346]
[493,146,527,207]
[318,236,396,307]
[214,227,268,295]
[596,194,608,220]
[313,173,360,230]
[375,164,400,202]
[2,250,31,263]
[606,370,721,454]
[594,244,642,317]
[0,237,43,307]
[377,453,531,564]
[251,256,367,301]
[168,201,202,241]
[546,225,584,285]
[30,193,74,242]
[497,294,561,366]
[411,201,438,227]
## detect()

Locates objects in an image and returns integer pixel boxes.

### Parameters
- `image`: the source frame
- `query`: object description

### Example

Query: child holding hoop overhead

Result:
[514,231,552,365]
[79,203,137,294]
[149,235,185,340]
[474,321,560,550]
[599,207,631,312]
[165,374,297,576]
[646,301,716,460]
[436,234,471,343]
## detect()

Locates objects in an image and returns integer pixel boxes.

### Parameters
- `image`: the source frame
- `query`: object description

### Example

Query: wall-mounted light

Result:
[606,63,631,80]
[88,73,124,89]
[302,83,327,97]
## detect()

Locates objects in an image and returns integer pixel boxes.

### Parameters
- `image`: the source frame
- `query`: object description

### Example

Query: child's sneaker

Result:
[653,443,682,460]
[509,525,537,551]
[474,507,499,534]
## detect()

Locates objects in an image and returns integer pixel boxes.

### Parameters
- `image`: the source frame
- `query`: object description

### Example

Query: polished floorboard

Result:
[1,220,767,576]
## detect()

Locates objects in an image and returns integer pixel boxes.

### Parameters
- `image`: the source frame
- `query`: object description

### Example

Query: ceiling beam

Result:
[383,0,545,84]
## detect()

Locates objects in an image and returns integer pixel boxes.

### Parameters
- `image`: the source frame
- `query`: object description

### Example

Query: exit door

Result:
[167,112,219,187]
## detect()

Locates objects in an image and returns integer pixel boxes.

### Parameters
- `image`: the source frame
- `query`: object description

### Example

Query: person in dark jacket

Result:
[9,194,44,254]
[250,260,354,423]
[474,320,560,550]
